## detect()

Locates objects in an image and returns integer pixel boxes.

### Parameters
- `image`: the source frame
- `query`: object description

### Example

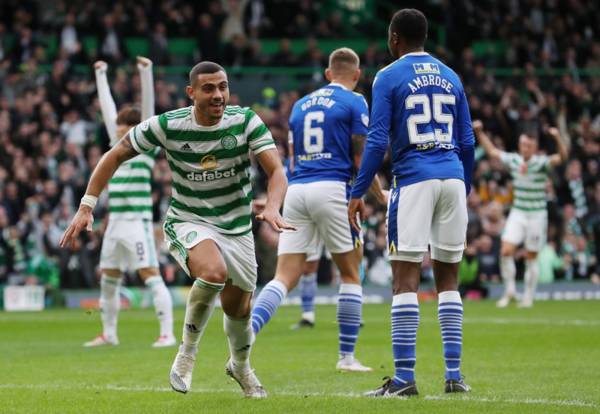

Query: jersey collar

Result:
[328,82,349,90]
[191,105,223,130]
[399,51,430,60]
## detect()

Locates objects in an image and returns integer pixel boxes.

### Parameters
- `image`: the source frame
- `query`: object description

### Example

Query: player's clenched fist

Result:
[59,206,94,248]
[472,119,484,133]
[94,60,108,71]
[547,126,561,140]
[136,56,152,68]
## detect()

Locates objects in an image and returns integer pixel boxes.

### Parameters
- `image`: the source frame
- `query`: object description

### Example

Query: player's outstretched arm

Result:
[94,60,118,145]
[59,136,139,248]
[348,132,387,232]
[349,73,391,232]
[352,134,388,206]
[255,148,296,233]
[136,56,155,120]
[287,131,295,174]
[472,120,502,160]
[547,127,568,167]
[456,93,476,196]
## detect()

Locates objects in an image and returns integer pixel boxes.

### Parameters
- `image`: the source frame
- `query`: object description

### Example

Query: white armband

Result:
[80,194,98,210]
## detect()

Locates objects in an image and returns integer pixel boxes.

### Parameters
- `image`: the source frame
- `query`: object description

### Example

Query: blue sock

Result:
[300,272,317,319]
[337,283,362,357]
[391,292,419,385]
[251,280,287,334]
[438,291,463,381]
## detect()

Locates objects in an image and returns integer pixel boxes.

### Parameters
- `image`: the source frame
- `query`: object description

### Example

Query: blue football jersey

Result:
[351,52,475,197]
[288,83,369,184]
[282,157,292,180]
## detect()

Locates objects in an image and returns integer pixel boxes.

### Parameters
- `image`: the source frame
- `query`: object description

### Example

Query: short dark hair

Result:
[520,131,539,142]
[116,105,141,126]
[390,9,428,48]
[189,61,226,85]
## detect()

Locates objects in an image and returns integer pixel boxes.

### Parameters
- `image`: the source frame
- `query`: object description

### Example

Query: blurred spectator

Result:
[0,0,598,291]
[12,26,38,67]
[221,0,247,42]
[271,38,296,66]
[58,12,79,56]
[565,159,588,218]
[222,33,249,67]
[458,241,489,299]
[59,109,89,146]
[97,14,126,65]
[299,37,325,69]
[196,13,222,62]
[0,23,8,62]
[245,38,269,66]
[149,23,170,66]
[477,234,500,283]
[244,0,266,37]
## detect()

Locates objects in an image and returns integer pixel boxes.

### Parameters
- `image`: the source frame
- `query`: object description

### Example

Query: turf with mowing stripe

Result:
[0,301,599,413]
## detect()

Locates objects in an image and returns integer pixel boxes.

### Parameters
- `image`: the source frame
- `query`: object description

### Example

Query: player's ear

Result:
[185,85,194,101]
[324,68,333,82]
[354,68,361,82]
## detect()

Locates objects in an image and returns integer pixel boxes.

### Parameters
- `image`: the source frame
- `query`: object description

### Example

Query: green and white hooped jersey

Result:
[129,105,276,235]
[108,152,155,221]
[500,152,551,214]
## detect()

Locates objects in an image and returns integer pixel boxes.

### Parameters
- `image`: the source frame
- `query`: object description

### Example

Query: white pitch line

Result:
[2,314,599,327]
[405,317,600,327]
[0,310,600,327]
[0,383,597,409]
[462,317,600,327]
[424,394,599,409]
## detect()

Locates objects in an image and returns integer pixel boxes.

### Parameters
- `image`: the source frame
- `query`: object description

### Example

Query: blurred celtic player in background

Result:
[84,57,175,348]
[60,61,292,398]
[473,120,567,307]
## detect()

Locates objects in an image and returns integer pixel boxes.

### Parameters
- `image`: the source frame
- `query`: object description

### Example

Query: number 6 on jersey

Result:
[303,110,325,153]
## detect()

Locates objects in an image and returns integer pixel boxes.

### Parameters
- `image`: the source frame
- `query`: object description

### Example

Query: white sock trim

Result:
[438,290,461,303]
[269,279,288,296]
[339,283,362,295]
[526,259,539,269]
[302,311,315,322]
[524,259,539,293]
[144,275,163,285]
[303,272,317,281]
[223,314,252,369]
[224,313,251,323]
[392,292,418,306]
[500,256,516,278]
[101,274,122,284]
[100,274,121,338]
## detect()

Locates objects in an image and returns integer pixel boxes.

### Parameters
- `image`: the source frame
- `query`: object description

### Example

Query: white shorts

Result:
[502,209,547,252]
[387,178,467,263]
[278,181,360,256]
[100,219,158,271]
[163,219,257,292]
[306,238,325,262]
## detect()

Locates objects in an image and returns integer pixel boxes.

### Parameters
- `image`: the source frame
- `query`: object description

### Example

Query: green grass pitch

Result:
[1,301,599,413]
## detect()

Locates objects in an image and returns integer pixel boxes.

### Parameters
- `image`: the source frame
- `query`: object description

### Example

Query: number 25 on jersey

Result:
[406,94,455,144]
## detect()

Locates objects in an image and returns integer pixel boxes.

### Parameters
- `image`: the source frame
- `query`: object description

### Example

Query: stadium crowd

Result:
[0,1,599,294]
